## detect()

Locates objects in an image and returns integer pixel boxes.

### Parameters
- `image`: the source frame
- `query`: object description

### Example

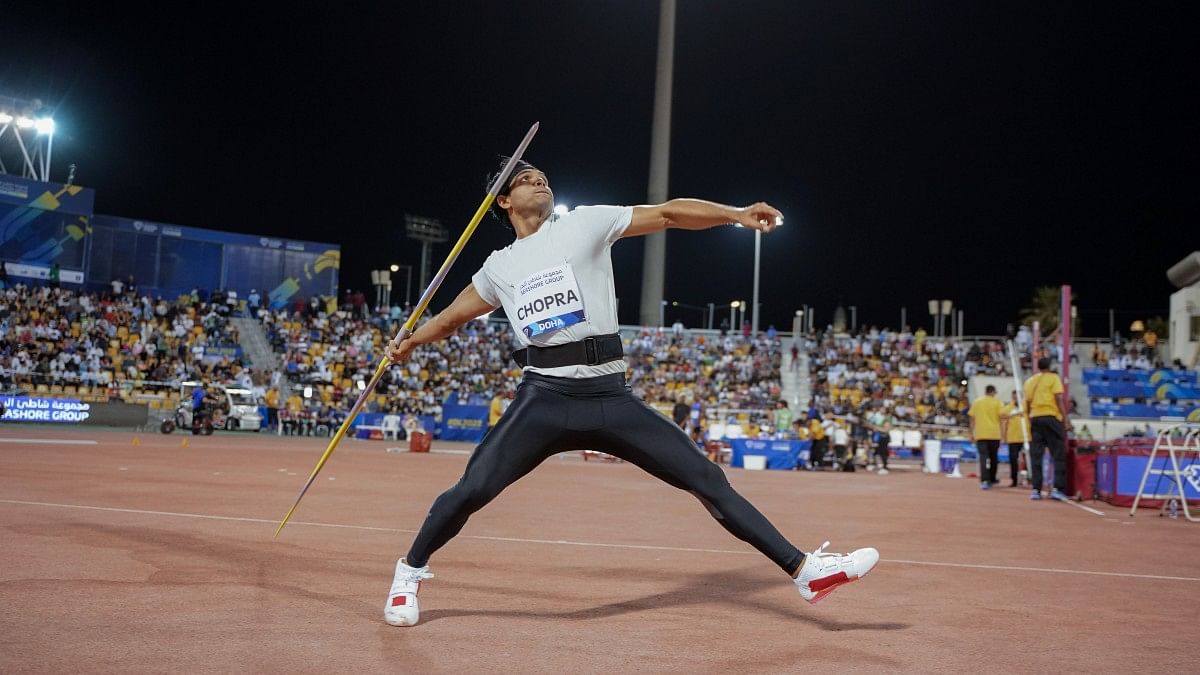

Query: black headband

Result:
[487,157,540,229]
[496,159,538,196]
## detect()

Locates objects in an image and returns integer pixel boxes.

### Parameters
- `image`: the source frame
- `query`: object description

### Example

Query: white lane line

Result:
[0,438,99,445]
[1063,499,1107,516]
[1,498,1197,583]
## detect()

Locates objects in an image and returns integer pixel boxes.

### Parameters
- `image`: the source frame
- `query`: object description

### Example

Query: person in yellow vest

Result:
[1000,390,1029,488]
[968,385,1004,489]
[1023,357,1071,501]
[488,391,506,429]
[264,387,280,432]
[808,416,828,468]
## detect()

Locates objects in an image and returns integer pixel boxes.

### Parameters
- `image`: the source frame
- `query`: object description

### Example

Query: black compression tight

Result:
[406,373,803,574]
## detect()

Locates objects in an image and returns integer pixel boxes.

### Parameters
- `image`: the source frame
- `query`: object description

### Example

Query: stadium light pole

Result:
[639,0,676,327]
[389,264,413,308]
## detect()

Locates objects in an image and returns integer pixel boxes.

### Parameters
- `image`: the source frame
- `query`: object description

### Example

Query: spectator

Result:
[672,396,690,431]
[873,421,891,475]
[773,400,793,437]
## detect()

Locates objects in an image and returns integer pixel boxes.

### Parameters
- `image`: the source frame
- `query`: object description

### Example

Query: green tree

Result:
[1020,287,1062,332]
[1019,286,1080,335]
[1146,315,1168,339]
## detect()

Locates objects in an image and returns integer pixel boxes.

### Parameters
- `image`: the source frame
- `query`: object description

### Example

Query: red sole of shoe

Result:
[807,574,867,605]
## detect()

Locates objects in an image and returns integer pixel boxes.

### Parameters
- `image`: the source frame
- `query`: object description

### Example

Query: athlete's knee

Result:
[688,467,736,504]
[441,479,499,513]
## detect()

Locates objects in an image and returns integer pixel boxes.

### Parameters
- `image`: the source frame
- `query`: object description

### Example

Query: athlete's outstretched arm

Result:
[624,199,782,238]
[386,283,497,362]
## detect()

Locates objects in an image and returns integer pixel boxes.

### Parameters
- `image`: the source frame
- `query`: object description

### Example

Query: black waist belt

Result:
[511,333,624,369]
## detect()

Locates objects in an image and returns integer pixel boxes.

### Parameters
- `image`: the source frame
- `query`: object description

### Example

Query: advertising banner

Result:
[439,404,488,442]
[0,176,94,269]
[0,397,148,427]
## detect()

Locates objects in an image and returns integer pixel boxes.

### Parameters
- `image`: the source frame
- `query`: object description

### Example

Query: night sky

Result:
[5,2,1197,336]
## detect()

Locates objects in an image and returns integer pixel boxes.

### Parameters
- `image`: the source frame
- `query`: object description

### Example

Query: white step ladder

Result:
[1129,423,1200,521]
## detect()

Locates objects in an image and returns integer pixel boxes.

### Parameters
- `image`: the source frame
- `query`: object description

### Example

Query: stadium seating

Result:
[0,283,255,406]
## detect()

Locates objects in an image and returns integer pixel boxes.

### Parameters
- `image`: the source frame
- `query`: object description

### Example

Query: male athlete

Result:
[383,159,878,626]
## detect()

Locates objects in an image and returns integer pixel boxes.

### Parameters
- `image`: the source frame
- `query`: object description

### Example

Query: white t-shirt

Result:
[472,205,633,378]
[833,427,849,446]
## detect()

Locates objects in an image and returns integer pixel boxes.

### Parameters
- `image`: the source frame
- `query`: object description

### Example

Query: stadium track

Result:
[1,427,1195,673]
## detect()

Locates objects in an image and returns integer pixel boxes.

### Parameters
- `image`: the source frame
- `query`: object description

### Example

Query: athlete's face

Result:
[499,169,553,219]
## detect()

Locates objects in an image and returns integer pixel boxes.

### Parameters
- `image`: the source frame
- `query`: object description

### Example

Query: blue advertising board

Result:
[729,439,811,470]
[438,404,489,442]
[1,396,91,423]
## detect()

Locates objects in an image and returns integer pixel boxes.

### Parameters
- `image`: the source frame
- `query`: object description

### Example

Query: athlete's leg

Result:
[405,383,562,566]
[593,393,803,575]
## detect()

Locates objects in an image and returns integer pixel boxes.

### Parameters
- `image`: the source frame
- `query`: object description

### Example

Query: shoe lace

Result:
[400,567,434,584]
[808,541,842,573]
[392,564,434,595]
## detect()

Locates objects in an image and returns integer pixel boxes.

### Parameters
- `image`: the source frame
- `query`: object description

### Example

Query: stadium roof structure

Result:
[0,94,56,183]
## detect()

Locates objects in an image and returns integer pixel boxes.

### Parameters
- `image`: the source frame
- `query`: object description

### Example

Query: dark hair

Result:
[487,156,538,230]
[1037,357,1052,371]
[985,385,996,394]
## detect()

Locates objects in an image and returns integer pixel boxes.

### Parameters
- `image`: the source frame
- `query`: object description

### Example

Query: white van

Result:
[169,381,263,432]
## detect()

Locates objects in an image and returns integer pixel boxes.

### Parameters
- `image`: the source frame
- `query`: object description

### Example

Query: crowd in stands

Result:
[18,275,1140,445]
[261,303,523,422]
[257,304,790,427]
[625,328,783,411]
[0,282,258,404]
[804,327,1012,430]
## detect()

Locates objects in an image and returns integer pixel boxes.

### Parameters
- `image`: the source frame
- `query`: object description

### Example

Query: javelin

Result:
[275,121,540,538]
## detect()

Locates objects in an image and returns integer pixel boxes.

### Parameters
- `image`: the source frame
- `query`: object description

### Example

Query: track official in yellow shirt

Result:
[1023,357,1071,501]
[968,385,1004,489]
[1000,391,1029,488]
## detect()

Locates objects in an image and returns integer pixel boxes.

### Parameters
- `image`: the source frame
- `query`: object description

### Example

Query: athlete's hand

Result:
[734,202,784,233]
[386,337,415,363]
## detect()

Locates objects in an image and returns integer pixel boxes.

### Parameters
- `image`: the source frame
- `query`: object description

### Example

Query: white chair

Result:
[381,414,402,440]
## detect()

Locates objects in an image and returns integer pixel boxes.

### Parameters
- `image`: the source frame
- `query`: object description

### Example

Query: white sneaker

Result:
[794,541,879,604]
[384,558,433,626]
[877,468,889,475]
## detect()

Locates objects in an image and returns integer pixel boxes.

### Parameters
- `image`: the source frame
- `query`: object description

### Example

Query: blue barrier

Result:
[439,404,488,442]
[729,439,811,470]
[1082,368,1197,386]
[352,412,438,438]
[1090,401,1200,419]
